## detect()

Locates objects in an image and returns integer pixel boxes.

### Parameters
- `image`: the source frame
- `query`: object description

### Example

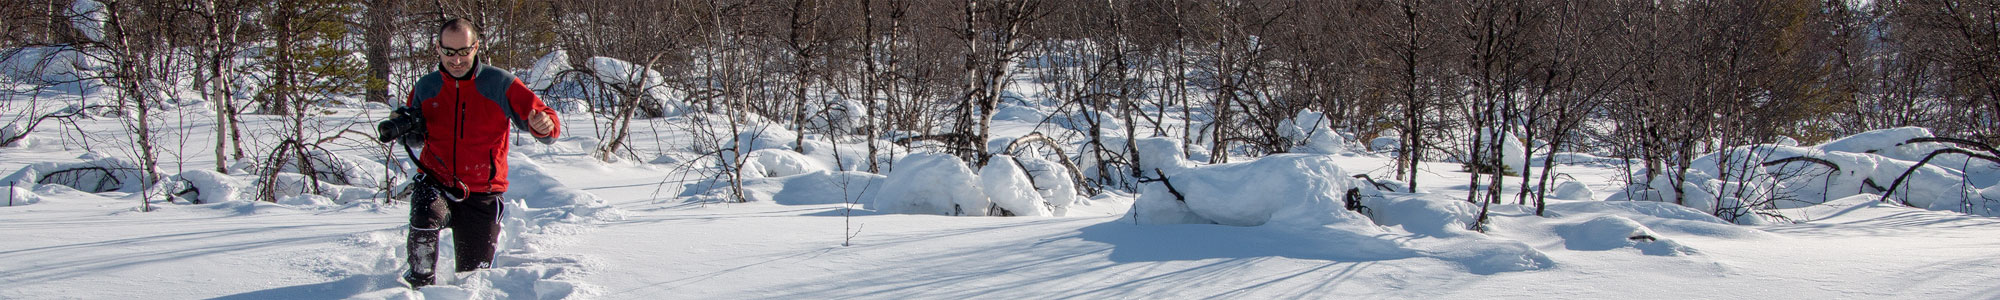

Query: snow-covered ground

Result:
[4,110,1999,299]
[5,47,2000,299]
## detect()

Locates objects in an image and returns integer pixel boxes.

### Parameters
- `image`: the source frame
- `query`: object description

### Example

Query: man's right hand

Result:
[528,111,555,136]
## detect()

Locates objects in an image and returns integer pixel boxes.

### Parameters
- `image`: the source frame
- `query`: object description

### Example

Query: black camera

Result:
[377,106,426,145]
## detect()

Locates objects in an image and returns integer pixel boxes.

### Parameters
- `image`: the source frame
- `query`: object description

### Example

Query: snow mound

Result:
[276,194,334,207]
[868,153,989,216]
[1610,126,2000,221]
[69,0,106,42]
[274,149,387,188]
[1358,193,1481,237]
[522,50,572,91]
[1470,127,1529,174]
[2,45,111,94]
[1051,109,1121,134]
[1,153,154,194]
[1080,137,1200,189]
[0,186,40,206]
[732,122,801,153]
[255,173,380,204]
[503,152,614,214]
[0,122,27,148]
[981,155,1050,216]
[735,149,830,179]
[991,103,1048,123]
[1370,136,1400,153]
[525,52,689,118]
[1812,127,1937,160]
[1556,215,1696,256]
[1543,201,1767,240]
[1278,109,1356,155]
[681,170,884,205]
[1405,237,1556,275]
[1551,181,1594,200]
[166,169,249,204]
[1134,153,1369,227]
[1013,152,1081,216]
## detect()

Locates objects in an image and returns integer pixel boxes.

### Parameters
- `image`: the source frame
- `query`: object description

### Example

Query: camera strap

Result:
[401,138,471,201]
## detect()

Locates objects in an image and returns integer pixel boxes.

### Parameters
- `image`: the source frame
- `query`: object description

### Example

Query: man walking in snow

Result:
[398,17,562,287]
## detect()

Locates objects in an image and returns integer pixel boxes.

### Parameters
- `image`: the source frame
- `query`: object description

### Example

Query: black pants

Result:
[405,178,505,282]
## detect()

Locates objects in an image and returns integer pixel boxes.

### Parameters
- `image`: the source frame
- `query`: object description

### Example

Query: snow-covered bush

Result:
[1,46,110,90]
[735,149,830,179]
[545,97,591,115]
[1,153,154,194]
[1531,153,1634,167]
[256,173,379,204]
[1610,127,2000,222]
[1462,127,1527,176]
[1132,152,1371,228]
[731,121,801,153]
[0,122,30,148]
[1551,181,1594,200]
[1079,137,1201,191]
[522,50,572,91]
[525,51,689,118]
[1370,136,1400,153]
[796,138,899,173]
[991,103,1049,123]
[69,0,106,42]
[868,153,989,216]
[1277,109,1356,155]
[981,155,1050,216]
[267,149,386,188]
[1013,151,1081,216]
[166,169,249,204]
[1051,108,1122,134]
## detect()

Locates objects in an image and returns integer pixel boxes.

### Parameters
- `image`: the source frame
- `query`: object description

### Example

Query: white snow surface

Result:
[1134,153,1369,228]
[867,152,990,216]
[980,155,1050,217]
[1278,109,1357,155]
[4,52,2000,300]
[1609,126,2000,221]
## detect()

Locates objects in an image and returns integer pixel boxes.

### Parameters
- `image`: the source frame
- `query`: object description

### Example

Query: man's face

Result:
[438,29,478,78]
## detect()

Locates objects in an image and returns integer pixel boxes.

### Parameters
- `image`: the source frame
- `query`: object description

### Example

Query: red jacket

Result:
[405,63,561,193]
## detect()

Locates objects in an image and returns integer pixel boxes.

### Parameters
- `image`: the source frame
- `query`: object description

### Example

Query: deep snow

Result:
[6,116,1999,299]
[4,46,2000,299]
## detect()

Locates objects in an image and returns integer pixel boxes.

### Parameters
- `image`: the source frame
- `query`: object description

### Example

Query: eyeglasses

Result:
[440,44,477,57]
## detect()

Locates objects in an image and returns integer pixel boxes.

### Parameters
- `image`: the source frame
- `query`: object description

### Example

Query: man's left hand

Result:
[529,111,554,136]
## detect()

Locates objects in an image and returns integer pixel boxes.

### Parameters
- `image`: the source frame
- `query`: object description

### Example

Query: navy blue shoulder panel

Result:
[410,72,443,108]
[473,65,531,132]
